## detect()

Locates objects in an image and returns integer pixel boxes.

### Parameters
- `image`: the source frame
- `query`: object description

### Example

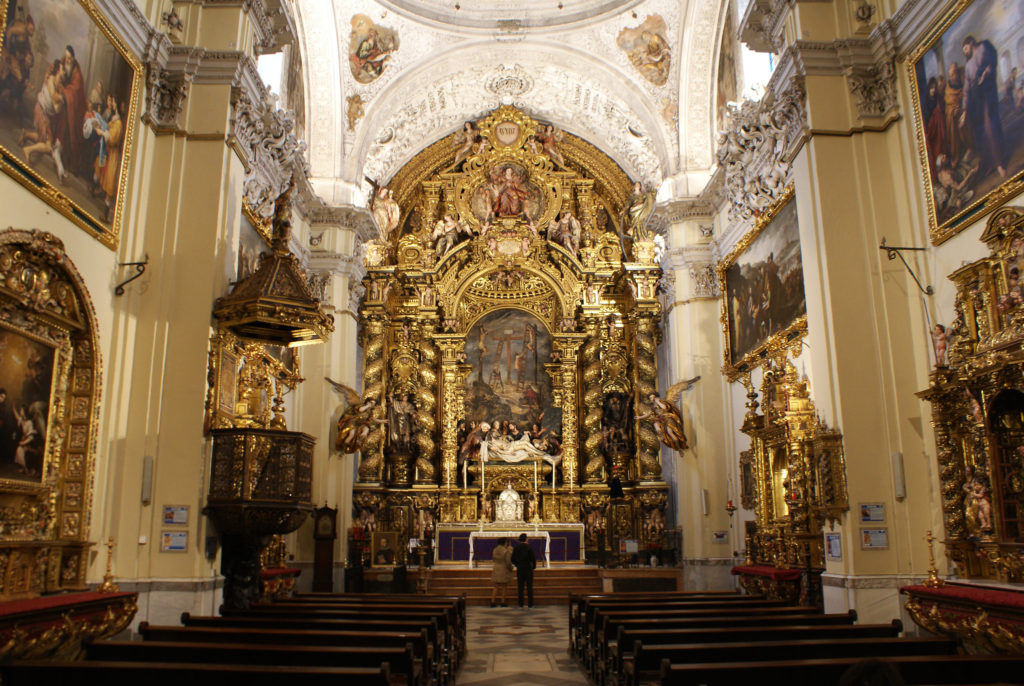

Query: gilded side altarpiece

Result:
[351,107,671,561]
[920,206,1024,582]
[0,229,101,599]
[738,350,848,605]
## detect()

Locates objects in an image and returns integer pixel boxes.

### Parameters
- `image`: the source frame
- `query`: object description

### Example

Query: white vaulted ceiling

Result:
[292,0,727,205]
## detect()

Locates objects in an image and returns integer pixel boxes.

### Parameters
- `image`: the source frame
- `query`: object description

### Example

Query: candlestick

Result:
[534,460,538,492]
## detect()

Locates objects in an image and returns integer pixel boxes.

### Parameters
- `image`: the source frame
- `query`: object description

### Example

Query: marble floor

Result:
[457,605,588,685]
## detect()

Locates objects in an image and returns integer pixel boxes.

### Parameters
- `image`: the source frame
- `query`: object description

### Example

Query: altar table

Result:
[436,523,584,566]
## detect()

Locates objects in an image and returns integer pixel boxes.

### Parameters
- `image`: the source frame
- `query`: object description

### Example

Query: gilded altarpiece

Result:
[352,107,669,558]
[0,230,102,599]
[920,207,1024,582]
[739,354,848,604]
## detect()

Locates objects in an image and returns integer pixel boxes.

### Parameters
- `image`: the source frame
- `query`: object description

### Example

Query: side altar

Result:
[343,107,676,564]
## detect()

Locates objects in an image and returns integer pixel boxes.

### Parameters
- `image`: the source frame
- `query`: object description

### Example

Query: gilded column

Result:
[415,329,439,484]
[357,314,387,482]
[634,309,663,481]
[556,336,585,490]
[580,319,605,484]
[434,336,467,493]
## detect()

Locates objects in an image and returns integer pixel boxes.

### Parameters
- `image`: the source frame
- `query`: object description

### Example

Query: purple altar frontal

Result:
[435,525,585,566]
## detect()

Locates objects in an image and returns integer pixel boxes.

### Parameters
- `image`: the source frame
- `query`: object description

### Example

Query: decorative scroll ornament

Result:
[688,263,718,298]
[485,64,535,99]
[846,63,898,119]
[716,80,807,222]
[143,67,192,132]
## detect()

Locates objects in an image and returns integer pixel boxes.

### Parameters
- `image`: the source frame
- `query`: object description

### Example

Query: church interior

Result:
[3,0,1024,681]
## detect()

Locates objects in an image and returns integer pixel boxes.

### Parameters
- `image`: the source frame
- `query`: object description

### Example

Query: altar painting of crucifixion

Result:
[463,309,561,441]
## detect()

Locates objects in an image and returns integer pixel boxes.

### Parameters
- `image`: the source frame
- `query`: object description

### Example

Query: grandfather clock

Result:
[312,506,338,592]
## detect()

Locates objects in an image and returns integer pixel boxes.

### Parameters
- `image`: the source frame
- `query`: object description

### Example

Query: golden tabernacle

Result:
[340,107,674,562]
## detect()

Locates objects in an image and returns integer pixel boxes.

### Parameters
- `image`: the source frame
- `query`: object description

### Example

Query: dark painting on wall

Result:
[720,188,806,377]
[909,0,1024,244]
[0,0,141,247]
[0,326,55,482]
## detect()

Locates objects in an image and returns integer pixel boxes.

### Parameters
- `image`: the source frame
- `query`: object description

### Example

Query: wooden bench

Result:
[658,654,1024,686]
[590,611,858,682]
[140,623,437,682]
[282,594,466,646]
[618,636,955,686]
[180,613,447,682]
[84,640,420,686]
[0,661,392,686]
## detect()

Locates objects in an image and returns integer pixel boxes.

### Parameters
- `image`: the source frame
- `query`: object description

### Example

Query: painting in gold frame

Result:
[907,0,1024,245]
[718,187,807,381]
[370,530,398,567]
[0,319,69,486]
[0,0,143,249]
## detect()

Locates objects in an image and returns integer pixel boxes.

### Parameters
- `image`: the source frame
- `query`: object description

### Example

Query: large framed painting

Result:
[0,0,143,248]
[0,322,66,485]
[908,0,1024,244]
[464,308,561,442]
[718,187,807,380]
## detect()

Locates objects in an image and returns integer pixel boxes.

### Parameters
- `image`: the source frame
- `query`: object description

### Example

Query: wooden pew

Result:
[180,613,446,682]
[590,611,858,682]
[0,661,392,686]
[572,595,777,658]
[619,636,955,686]
[140,623,437,682]
[285,593,467,648]
[219,604,460,674]
[658,654,1024,686]
[85,640,420,686]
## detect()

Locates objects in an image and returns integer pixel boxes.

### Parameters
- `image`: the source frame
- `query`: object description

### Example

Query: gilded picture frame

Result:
[0,319,70,489]
[0,0,143,249]
[907,0,1024,245]
[370,530,398,568]
[718,187,807,381]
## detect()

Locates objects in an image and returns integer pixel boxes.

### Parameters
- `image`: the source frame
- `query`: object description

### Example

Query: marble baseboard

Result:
[103,577,224,634]
[681,557,738,591]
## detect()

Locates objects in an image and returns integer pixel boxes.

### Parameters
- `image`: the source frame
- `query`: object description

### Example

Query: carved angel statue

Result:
[326,378,387,454]
[538,124,565,168]
[547,211,581,255]
[452,120,481,169]
[370,186,401,241]
[621,181,656,242]
[637,376,701,452]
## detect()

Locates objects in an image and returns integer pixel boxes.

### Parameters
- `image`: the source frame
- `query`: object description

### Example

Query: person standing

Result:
[510,533,536,608]
[490,537,513,607]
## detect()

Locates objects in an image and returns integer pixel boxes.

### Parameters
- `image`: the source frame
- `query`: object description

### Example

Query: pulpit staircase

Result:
[410,567,602,605]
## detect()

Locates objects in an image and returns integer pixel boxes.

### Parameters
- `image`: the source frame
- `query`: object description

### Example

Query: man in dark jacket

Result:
[510,533,536,608]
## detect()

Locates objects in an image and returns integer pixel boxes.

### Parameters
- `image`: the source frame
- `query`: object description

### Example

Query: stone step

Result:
[410,567,602,605]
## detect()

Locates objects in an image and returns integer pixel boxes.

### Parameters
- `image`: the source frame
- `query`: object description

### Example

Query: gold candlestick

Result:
[924,530,944,588]
[99,536,119,592]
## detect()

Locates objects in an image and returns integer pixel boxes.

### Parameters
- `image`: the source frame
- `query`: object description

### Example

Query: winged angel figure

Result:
[326,378,386,454]
[637,376,700,451]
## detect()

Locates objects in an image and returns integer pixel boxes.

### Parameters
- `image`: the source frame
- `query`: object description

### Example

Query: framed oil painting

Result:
[0,0,142,248]
[718,187,807,380]
[0,322,63,485]
[909,0,1024,244]
[370,531,398,567]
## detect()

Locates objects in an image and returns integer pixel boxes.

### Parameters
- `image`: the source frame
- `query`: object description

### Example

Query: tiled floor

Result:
[457,605,588,685]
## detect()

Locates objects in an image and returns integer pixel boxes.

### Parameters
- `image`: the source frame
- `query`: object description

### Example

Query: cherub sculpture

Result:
[326,378,387,454]
[637,377,701,451]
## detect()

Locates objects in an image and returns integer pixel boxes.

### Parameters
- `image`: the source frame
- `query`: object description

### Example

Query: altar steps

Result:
[413,567,603,605]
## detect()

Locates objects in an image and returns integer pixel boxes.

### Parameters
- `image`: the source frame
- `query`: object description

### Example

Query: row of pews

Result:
[570,590,1024,686]
[0,592,466,685]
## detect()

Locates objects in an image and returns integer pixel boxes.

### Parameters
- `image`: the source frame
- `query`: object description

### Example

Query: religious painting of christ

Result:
[0,0,141,247]
[0,326,56,484]
[463,309,561,462]
[909,0,1024,244]
[470,163,544,224]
